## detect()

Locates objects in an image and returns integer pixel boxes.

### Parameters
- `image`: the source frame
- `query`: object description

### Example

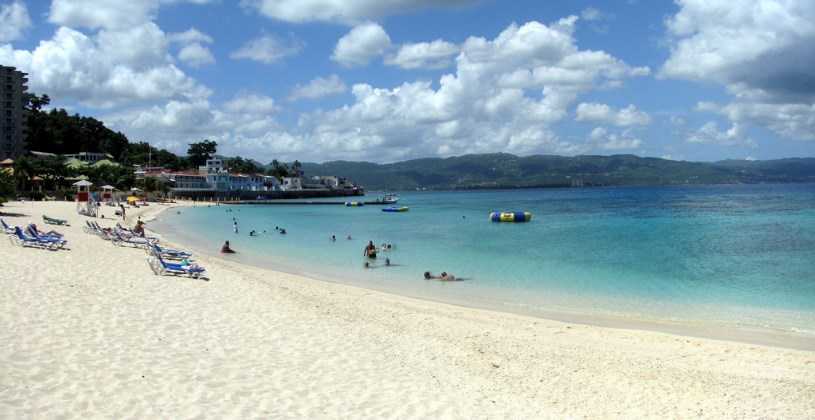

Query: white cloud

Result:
[49,0,159,30]
[698,101,815,141]
[103,18,649,162]
[178,43,215,67]
[289,75,347,101]
[0,1,31,43]
[241,0,477,25]
[49,0,213,30]
[168,28,213,45]
[385,39,459,69]
[669,115,686,126]
[662,0,815,141]
[231,34,303,64]
[332,22,391,67]
[575,103,651,126]
[588,126,642,150]
[581,7,603,21]
[687,121,756,147]
[224,92,279,114]
[0,24,210,108]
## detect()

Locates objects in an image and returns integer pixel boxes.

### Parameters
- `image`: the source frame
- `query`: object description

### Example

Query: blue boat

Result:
[382,206,409,213]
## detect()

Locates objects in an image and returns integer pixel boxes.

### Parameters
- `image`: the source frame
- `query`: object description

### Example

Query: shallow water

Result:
[152,184,815,335]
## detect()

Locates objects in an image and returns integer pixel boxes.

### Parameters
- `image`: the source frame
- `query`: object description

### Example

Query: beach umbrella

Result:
[72,180,93,187]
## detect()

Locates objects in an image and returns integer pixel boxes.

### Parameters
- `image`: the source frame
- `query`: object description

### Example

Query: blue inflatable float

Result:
[489,211,532,222]
[382,206,409,212]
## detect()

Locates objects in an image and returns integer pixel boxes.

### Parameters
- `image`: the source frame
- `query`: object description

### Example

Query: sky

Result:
[1,0,814,163]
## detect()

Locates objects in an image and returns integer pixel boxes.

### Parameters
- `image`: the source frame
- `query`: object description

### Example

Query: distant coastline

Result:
[302,153,815,191]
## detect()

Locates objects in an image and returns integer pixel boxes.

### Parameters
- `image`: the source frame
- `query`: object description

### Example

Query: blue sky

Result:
[1,0,814,163]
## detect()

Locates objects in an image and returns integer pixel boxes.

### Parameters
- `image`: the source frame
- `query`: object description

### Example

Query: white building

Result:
[281,177,303,191]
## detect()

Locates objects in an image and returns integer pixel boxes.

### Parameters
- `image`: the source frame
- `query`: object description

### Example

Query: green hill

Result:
[300,154,815,190]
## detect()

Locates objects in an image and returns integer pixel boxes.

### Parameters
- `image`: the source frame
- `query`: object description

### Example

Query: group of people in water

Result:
[219,216,459,280]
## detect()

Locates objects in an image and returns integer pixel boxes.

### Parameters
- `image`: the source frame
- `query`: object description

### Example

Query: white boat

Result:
[382,193,399,204]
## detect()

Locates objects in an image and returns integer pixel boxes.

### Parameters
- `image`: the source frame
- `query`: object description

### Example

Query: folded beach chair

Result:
[148,254,206,279]
[42,215,69,226]
[1,218,15,234]
[11,226,61,250]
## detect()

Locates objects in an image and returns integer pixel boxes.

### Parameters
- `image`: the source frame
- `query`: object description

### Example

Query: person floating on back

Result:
[424,271,458,281]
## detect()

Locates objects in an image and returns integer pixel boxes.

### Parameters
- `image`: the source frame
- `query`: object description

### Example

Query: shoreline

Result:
[150,202,815,352]
[2,200,814,418]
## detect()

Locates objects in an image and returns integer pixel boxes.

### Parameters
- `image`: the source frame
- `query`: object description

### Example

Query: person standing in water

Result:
[363,241,377,259]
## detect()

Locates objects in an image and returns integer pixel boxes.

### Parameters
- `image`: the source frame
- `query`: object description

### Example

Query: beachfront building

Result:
[281,177,303,191]
[199,158,225,174]
[1,66,28,160]
[63,152,115,164]
[156,158,355,198]
[312,176,340,189]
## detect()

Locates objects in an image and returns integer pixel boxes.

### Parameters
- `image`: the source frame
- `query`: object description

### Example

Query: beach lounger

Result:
[148,244,193,260]
[42,215,69,226]
[148,254,206,279]
[11,226,61,250]
[26,224,68,247]
[1,218,15,234]
[112,230,157,248]
[27,224,64,238]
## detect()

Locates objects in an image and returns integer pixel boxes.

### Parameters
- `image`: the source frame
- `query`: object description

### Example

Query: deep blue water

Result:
[152,184,815,334]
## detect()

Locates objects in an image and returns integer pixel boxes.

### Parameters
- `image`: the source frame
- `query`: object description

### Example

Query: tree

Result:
[268,159,290,178]
[13,157,34,192]
[0,169,14,201]
[187,140,217,168]
[25,93,50,112]
[227,156,261,174]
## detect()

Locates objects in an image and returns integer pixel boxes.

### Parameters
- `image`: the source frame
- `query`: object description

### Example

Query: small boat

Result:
[382,206,409,213]
[345,201,364,207]
[371,193,399,204]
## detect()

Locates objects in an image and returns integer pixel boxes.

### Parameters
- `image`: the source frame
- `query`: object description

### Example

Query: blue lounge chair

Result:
[1,218,15,234]
[11,227,61,250]
[149,244,193,260]
[148,253,206,279]
[26,224,68,247]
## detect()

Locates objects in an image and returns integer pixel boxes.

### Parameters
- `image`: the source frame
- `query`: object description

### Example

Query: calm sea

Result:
[152,184,815,337]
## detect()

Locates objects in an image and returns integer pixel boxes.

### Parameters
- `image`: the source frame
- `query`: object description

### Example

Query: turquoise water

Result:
[152,184,815,335]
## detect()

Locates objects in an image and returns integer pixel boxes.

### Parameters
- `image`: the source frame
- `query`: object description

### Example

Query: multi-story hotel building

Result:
[0,65,28,160]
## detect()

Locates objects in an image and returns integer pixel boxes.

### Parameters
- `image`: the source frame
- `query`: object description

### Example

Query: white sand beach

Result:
[1,200,814,418]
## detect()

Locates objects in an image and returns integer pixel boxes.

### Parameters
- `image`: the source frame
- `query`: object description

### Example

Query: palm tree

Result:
[14,157,34,193]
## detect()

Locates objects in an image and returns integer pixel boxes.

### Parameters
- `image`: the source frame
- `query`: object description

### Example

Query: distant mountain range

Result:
[299,153,815,190]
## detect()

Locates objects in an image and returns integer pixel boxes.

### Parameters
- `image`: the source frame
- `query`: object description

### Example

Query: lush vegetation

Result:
[301,153,815,190]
